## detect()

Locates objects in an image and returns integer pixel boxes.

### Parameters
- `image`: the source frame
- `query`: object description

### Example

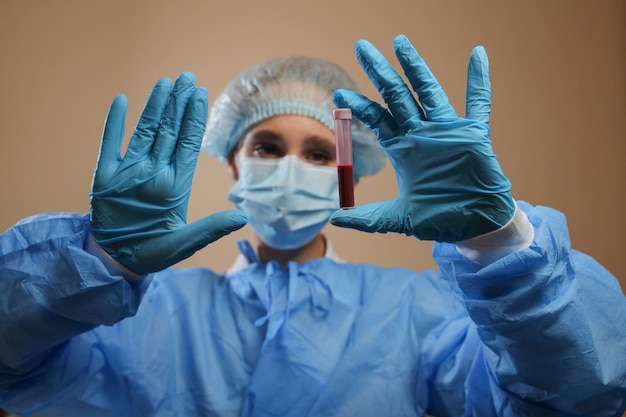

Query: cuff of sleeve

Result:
[86,234,146,283]
[455,202,534,266]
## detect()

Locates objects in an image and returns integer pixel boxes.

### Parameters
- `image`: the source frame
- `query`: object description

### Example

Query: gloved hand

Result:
[90,72,248,275]
[330,35,515,243]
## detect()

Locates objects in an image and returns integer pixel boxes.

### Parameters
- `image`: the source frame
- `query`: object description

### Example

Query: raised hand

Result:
[90,72,247,274]
[330,35,514,242]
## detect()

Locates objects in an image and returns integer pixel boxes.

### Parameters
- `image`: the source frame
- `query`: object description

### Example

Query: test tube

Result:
[333,108,355,209]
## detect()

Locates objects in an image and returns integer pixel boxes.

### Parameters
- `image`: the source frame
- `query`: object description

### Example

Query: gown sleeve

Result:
[431,201,626,416]
[0,212,152,416]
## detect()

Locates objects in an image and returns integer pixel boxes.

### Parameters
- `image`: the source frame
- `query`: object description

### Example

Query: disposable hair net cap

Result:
[201,56,386,180]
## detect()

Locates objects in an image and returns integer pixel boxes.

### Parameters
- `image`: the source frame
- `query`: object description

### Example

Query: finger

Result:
[158,210,249,266]
[153,72,197,166]
[465,46,491,124]
[333,89,399,143]
[184,209,248,246]
[125,77,172,160]
[94,94,127,184]
[354,39,425,129]
[329,202,399,234]
[393,34,457,121]
[173,87,208,174]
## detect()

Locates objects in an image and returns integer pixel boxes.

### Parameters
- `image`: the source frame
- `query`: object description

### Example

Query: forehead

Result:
[240,115,336,146]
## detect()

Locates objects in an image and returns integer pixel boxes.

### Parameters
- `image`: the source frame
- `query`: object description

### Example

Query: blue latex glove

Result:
[330,35,515,242]
[90,72,247,275]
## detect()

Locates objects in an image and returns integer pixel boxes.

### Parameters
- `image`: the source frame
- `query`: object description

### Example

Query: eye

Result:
[305,149,335,165]
[302,137,336,165]
[252,142,283,158]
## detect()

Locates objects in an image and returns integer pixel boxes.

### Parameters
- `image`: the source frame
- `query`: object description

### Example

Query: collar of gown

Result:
[226,236,344,275]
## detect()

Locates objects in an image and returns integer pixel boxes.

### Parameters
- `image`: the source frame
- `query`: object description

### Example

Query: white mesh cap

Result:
[201,56,386,179]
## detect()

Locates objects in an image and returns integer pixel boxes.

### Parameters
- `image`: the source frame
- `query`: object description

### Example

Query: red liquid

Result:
[337,165,355,209]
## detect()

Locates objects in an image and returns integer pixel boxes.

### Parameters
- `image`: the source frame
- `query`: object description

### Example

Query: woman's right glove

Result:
[90,72,247,275]
[330,35,515,243]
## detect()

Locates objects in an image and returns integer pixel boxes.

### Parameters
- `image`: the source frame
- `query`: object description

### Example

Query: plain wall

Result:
[1,0,624,295]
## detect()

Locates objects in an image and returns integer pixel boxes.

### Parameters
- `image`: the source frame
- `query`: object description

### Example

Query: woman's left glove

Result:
[330,35,515,242]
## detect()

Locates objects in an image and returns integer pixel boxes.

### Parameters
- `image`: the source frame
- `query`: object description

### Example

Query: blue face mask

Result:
[228,156,339,250]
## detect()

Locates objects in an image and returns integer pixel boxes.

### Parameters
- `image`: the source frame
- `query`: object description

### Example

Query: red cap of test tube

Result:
[333,108,352,120]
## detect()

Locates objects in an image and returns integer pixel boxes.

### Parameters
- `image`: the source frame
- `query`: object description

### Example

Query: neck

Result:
[250,233,327,269]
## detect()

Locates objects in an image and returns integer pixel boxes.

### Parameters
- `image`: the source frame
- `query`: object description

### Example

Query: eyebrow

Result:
[302,135,336,155]
[245,130,335,153]
[239,130,283,153]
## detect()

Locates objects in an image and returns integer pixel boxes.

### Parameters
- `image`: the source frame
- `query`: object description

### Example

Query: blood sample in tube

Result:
[333,108,355,209]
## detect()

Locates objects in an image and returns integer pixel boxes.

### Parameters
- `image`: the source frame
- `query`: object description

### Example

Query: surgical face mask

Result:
[228,155,339,250]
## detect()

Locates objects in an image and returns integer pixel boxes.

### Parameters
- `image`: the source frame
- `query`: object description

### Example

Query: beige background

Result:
[1,0,624,292]
[0,1,625,416]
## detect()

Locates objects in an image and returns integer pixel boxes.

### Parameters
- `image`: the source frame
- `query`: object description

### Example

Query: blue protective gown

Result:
[0,202,625,417]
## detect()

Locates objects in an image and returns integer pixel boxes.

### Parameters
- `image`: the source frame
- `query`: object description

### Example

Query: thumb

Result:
[180,210,249,249]
[161,210,248,264]
[124,210,248,275]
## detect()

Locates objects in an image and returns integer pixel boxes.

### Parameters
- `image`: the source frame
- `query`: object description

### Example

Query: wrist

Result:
[455,201,534,266]
[86,233,146,282]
